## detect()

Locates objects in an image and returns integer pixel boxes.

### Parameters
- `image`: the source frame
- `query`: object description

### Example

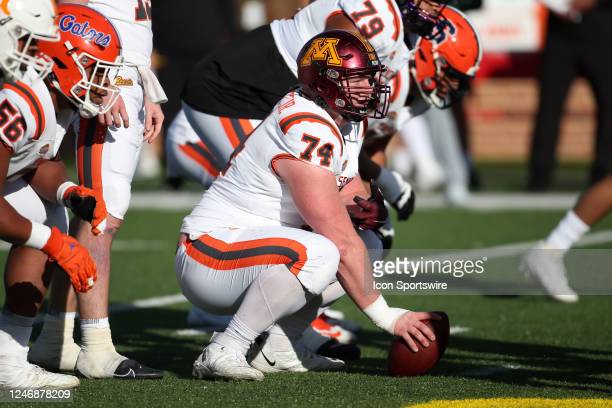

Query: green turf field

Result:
[1,208,611,407]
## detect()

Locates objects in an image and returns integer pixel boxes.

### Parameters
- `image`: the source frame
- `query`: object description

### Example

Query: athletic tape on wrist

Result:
[25,222,52,250]
[56,181,78,205]
[363,295,408,334]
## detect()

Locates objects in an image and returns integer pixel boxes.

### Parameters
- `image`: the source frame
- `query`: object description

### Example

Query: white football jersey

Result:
[181,91,365,236]
[271,0,407,76]
[0,72,65,181]
[89,0,153,66]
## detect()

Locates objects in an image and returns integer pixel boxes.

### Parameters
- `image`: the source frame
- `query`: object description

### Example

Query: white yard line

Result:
[431,229,612,263]
[0,239,169,252]
[22,230,612,324]
[108,293,187,313]
[461,363,523,377]
[129,191,582,211]
[449,326,471,335]
[175,325,472,337]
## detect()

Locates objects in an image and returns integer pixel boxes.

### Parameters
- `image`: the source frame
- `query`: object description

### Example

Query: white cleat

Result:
[28,339,81,372]
[193,343,263,381]
[0,350,80,389]
[248,335,345,374]
[521,244,579,303]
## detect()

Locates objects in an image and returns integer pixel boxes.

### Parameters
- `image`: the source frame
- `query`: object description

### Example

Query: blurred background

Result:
[130,0,611,198]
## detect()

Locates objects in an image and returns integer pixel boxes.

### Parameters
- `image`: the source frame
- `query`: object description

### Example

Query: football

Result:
[387,311,450,377]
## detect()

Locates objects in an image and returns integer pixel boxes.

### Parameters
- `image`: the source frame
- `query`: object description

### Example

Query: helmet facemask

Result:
[63,45,123,118]
[397,0,449,39]
[0,17,59,82]
[416,55,471,109]
[332,65,390,121]
[311,63,390,123]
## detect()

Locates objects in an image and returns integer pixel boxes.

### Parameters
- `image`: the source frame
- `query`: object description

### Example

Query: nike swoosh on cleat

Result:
[114,368,136,379]
[260,351,276,367]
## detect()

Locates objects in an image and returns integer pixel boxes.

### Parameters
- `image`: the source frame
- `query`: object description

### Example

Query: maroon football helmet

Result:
[297,30,390,122]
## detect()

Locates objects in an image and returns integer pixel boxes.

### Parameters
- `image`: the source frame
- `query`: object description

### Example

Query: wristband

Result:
[25,222,52,250]
[137,66,168,104]
[363,295,407,334]
[56,181,77,205]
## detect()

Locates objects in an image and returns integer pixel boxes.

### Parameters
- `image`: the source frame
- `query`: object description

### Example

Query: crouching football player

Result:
[175,31,438,381]
[0,0,107,389]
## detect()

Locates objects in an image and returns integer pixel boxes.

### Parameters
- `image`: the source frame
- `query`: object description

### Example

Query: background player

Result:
[522,175,612,303]
[0,0,107,389]
[361,5,482,245]
[28,2,165,379]
[168,0,449,204]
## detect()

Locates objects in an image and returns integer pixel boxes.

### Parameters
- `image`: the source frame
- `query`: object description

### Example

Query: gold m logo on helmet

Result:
[300,38,342,67]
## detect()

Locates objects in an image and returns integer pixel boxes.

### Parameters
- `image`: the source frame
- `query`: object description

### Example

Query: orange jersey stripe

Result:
[77,118,106,193]
[179,142,220,176]
[219,117,241,149]
[238,119,254,136]
[90,125,105,192]
[185,234,308,275]
[279,112,344,155]
[384,0,401,41]
[270,153,305,177]
[76,121,86,185]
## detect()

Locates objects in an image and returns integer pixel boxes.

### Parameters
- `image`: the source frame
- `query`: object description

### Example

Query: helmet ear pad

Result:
[421,76,437,92]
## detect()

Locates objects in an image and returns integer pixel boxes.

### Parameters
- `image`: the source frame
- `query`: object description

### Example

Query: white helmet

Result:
[0,0,60,82]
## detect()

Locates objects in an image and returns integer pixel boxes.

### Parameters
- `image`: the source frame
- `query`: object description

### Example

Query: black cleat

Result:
[317,340,361,361]
[113,359,164,379]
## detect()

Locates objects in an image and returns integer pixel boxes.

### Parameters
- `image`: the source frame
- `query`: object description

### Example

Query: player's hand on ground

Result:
[41,227,97,293]
[62,185,107,235]
[393,311,440,352]
[99,94,129,128]
[143,98,164,143]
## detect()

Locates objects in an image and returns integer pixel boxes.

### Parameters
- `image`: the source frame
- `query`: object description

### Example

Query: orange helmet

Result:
[38,4,123,118]
[410,6,481,109]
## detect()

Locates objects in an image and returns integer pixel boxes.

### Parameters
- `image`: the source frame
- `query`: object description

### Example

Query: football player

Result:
[521,175,612,303]
[27,2,165,379]
[167,0,449,204]
[166,0,449,342]
[362,5,482,247]
[0,0,111,389]
[175,30,439,381]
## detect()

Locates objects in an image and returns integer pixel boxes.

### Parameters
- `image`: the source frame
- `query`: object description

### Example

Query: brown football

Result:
[388,311,450,377]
